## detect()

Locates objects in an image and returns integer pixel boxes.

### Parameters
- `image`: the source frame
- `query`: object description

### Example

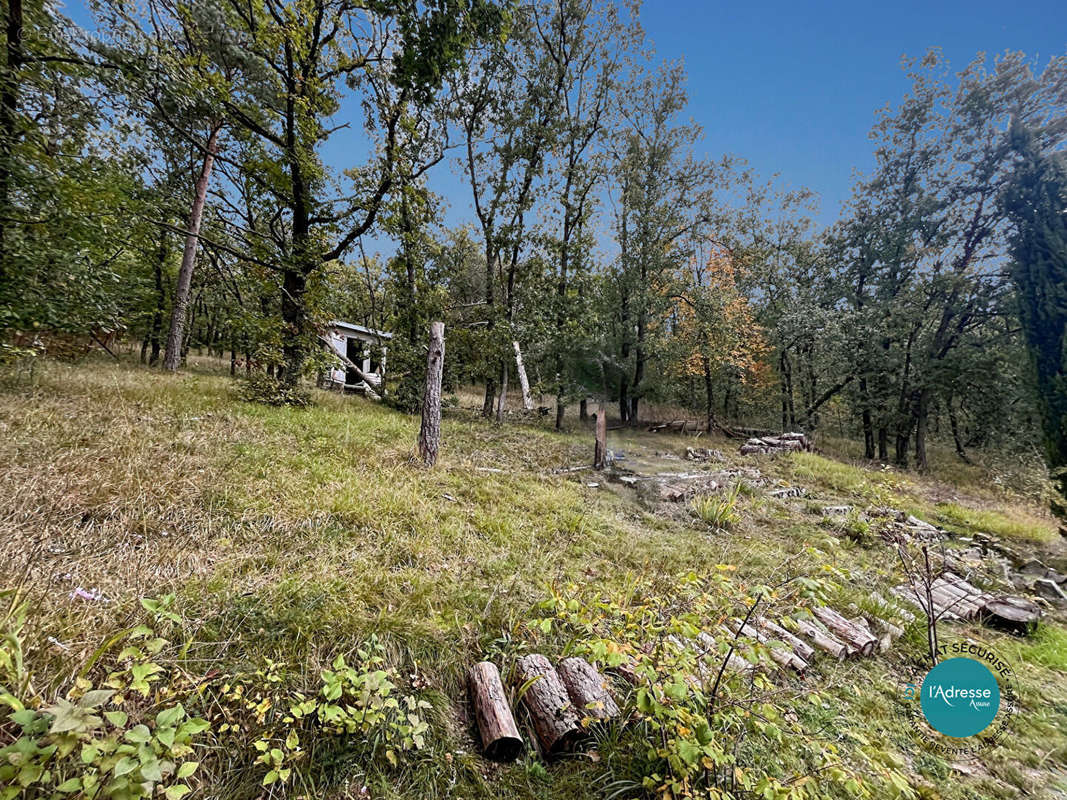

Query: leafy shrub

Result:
[236,372,311,407]
[0,597,208,800]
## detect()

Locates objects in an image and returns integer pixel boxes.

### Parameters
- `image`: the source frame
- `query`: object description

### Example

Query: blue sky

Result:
[644,0,1065,224]
[401,0,1065,248]
[65,0,1065,250]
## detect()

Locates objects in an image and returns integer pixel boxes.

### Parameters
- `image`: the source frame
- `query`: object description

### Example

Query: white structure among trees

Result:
[321,320,392,394]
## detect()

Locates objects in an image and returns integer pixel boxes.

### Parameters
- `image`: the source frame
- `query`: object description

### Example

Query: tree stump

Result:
[468,662,523,761]
[557,657,619,720]
[515,654,580,755]
[417,321,445,466]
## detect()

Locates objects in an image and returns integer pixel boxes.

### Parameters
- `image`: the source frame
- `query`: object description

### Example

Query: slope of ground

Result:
[1,359,1065,800]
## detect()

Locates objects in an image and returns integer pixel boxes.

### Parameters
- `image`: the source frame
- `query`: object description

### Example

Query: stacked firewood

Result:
[739,432,812,455]
[468,655,619,761]
[891,571,1041,633]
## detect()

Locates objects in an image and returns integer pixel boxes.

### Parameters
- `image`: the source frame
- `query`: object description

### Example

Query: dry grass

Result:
[2,358,1066,800]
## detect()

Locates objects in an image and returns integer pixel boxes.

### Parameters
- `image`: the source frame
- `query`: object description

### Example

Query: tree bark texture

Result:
[594,401,607,470]
[468,662,523,761]
[556,657,618,721]
[417,321,445,466]
[515,654,580,756]
[163,124,221,371]
[514,341,533,411]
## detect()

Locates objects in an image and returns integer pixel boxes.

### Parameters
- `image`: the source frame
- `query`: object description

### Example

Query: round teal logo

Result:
[920,657,1000,737]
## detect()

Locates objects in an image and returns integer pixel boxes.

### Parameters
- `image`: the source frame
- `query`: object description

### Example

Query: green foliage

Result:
[1003,124,1067,520]
[0,598,207,800]
[535,571,916,800]
[236,372,312,407]
[218,636,432,788]
[689,483,742,529]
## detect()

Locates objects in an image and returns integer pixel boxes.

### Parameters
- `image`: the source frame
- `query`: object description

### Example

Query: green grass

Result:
[932,502,1058,544]
[2,357,1066,800]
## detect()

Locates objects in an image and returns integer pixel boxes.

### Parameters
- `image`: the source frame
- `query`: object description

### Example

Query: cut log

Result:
[515,654,581,756]
[981,596,1041,634]
[612,662,641,686]
[812,607,878,656]
[729,619,806,671]
[794,618,849,659]
[870,591,916,624]
[930,583,979,619]
[756,618,816,662]
[855,612,905,652]
[557,657,619,721]
[694,631,755,673]
[931,579,984,619]
[468,662,523,761]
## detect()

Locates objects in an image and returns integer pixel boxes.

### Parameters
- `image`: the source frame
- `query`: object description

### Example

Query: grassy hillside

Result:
[1,360,1065,800]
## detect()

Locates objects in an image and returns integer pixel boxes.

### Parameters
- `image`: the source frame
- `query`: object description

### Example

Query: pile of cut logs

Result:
[468,655,619,760]
[891,571,1041,633]
[739,432,813,455]
[466,601,915,761]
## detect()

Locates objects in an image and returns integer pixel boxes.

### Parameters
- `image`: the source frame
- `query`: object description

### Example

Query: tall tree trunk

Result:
[483,377,496,417]
[0,0,23,286]
[163,125,221,371]
[948,396,971,463]
[482,249,496,418]
[496,359,508,423]
[417,322,445,466]
[631,319,646,425]
[780,351,793,432]
[914,388,931,471]
[878,427,889,461]
[280,267,308,386]
[579,398,588,422]
[860,377,875,459]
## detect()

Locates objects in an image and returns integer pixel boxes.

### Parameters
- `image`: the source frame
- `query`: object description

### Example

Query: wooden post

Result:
[515,654,580,756]
[468,662,523,761]
[593,401,607,470]
[417,321,445,466]
[513,341,533,411]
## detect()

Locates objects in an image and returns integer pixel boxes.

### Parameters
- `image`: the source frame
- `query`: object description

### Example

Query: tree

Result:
[1003,123,1067,524]
[452,2,564,417]
[609,59,715,423]
[168,0,504,392]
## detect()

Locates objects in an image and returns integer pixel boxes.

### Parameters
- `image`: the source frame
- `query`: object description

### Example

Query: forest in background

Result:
[1,0,1066,481]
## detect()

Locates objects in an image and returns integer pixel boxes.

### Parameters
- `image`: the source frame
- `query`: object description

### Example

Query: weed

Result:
[690,483,742,529]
